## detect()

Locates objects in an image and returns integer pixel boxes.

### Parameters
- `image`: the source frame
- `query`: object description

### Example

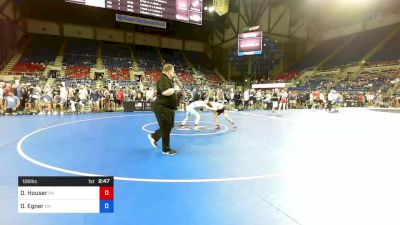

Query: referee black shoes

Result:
[162,149,177,155]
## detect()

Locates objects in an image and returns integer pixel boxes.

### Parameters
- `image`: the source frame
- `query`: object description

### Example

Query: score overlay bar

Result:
[18,177,114,213]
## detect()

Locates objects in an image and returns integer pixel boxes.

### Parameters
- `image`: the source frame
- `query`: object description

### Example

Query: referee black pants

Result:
[152,104,175,151]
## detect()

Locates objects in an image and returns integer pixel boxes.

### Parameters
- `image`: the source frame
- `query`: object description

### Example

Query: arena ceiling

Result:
[16,0,213,41]
[16,0,400,43]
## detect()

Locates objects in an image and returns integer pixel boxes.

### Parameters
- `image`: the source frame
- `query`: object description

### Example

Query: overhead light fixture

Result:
[204,6,208,10]
[208,6,215,13]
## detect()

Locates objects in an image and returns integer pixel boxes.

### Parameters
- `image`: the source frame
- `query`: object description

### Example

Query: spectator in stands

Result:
[116,88,125,110]
[271,89,279,113]
[234,91,241,110]
[102,87,110,112]
[78,85,89,113]
[319,91,326,109]
[243,89,250,110]
[4,91,20,115]
[59,83,67,115]
[109,89,116,111]
[357,92,366,107]
[39,89,53,115]
[0,82,4,114]
[264,91,272,110]
[191,88,199,102]
[366,92,375,106]
[136,91,144,101]
[18,83,28,112]
[70,89,81,113]
[31,84,41,113]
[90,87,100,112]
[278,89,289,111]
[67,85,74,111]
[52,86,64,115]
[229,90,234,106]
[129,88,136,101]
[4,83,12,97]
[145,88,154,102]
[216,89,225,104]
[255,90,262,109]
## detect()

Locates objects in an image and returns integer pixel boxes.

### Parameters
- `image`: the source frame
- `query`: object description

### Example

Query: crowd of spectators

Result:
[3,35,400,115]
[2,73,399,116]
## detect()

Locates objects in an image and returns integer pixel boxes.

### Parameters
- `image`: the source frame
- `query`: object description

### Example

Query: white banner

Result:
[252,83,286,89]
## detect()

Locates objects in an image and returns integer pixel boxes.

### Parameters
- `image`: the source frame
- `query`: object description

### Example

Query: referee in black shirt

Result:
[148,64,179,155]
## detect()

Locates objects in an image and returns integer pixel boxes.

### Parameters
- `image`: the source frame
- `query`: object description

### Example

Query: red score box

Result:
[100,186,114,200]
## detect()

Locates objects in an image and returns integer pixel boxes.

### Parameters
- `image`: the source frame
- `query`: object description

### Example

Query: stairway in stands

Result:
[54,39,67,67]
[0,37,31,76]
[155,47,164,63]
[54,39,68,77]
[130,46,143,80]
[96,42,104,69]
[1,53,23,75]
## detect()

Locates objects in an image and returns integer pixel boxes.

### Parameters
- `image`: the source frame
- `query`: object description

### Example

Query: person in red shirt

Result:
[116,88,125,110]
[358,92,365,107]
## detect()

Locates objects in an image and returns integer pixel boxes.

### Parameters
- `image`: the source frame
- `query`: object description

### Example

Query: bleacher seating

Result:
[12,63,46,75]
[370,27,400,62]
[12,35,62,75]
[289,71,395,94]
[56,78,96,87]
[160,48,196,84]
[275,71,301,81]
[205,73,223,83]
[160,49,190,72]
[289,79,331,92]
[103,43,132,69]
[20,75,46,85]
[185,51,224,83]
[134,45,162,71]
[292,25,399,71]
[291,36,350,71]
[146,71,162,82]
[106,80,138,88]
[63,39,97,66]
[185,51,210,66]
[62,39,97,79]
[65,65,90,79]
[325,25,396,67]
[178,72,196,84]
[109,68,130,80]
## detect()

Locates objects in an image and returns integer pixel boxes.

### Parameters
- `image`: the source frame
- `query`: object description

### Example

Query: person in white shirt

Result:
[4,92,20,115]
[180,98,213,129]
[78,85,88,112]
[145,88,154,102]
[309,92,314,109]
[327,89,338,112]
[366,92,375,106]
[230,90,235,106]
[59,83,67,115]
[207,100,237,130]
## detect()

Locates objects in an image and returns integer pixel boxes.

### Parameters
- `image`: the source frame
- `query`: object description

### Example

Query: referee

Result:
[148,64,179,155]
